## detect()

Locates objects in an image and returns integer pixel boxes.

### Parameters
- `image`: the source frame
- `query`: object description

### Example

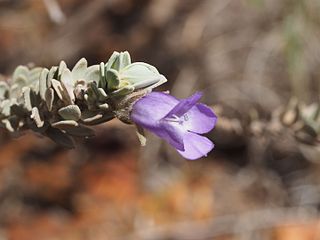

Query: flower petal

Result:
[151,121,185,151]
[183,103,217,134]
[165,92,202,118]
[177,132,214,160]
[131,92,178,129]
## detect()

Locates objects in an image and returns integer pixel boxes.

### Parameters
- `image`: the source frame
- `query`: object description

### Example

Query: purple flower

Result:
[130,91,217,160]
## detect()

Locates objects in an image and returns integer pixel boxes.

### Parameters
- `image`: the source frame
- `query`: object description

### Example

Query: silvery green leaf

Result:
[64,125,95,137]
[88,82,107,101]
[30,80,39,94]
[58,61,67,80]
[1,119,14,132]
[12,66,29,83]
[85,65,100,84]
[106,69,120,90]
[110,85,134,96]
[98,88,108,100]
[99,62,106,88]
[105,51,120,70]
[45,88,54,111]
[145,74,167,90]
[30,107,44,128]
[22,87,32,111]
[98,103,109,110]
[110,54,121,71]
[52,120,78,129]
[29,67,43,84]
[105,51,131,72]
[47,66,58,87]
[45,127,74,148]
[72,58,88,80]
[9,84,20,98]
[51,79,64,100]
[81,110,101,122]
[82,113,114,125]
[58,105,81,121]
[7,116,19,131]
[39,68,49,100]
[119,62,163,89]
[119,51,131,70]
[29,88,39,106]
[0,82,9,99]
[85,87,97,106]
[15,75,28,86]
[83,93,88,101]
[60,69,75,103]
[0,99,11,116]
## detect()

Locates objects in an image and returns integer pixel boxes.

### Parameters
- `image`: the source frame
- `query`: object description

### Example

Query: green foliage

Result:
[0,51,167,147]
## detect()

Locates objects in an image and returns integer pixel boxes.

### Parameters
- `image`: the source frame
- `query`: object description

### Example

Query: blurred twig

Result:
[125,207,318,240]
[43,0,66,25]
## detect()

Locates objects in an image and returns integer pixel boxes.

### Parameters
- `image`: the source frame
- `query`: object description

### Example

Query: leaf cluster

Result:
[0,51,167,147]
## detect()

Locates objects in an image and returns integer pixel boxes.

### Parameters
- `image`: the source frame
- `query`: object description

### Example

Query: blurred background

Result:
[1,0,320,239]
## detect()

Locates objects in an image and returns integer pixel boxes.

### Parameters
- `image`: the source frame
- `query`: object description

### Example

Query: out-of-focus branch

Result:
[124,207,318,240]
[43,0,66,25]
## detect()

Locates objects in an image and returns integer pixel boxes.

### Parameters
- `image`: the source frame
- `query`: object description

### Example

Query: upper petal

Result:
[131,92,178,129]
[165,92,202,118]
[177,132,214,160]
[183,103,217,134]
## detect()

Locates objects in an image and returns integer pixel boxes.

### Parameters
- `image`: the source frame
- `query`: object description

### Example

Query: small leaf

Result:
[39,68,49,100]
[1,119,14,132]
[12,66,29,83]
[29,67,43,84]
[0,82,9,99]
[52,120,78,129]
[58,105,81,121]
[22,87,32,111]
[45,88,55,111]
[98,103,109,110]
[30,107,44,128]
[98,88,108,101]
[7,116,19,131]
[72,58,88,80]
[119,62,164,89]
[47,66,58,87]
[58,61,67,79]
[106,69,120,90]
[60,69,75,103]
[118,51,131,70]
[105,51,120,70]
[99,62,106,88]
[0,99,11,116]
[9,84,20,98]
[145,75,167,91]
[81,113,114,125]
[81,112,103,123]
[110,85,134,96]
[85,87,97,106]
[85,65,100,84]
[51,79,64,100]
[15,75,28,86]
